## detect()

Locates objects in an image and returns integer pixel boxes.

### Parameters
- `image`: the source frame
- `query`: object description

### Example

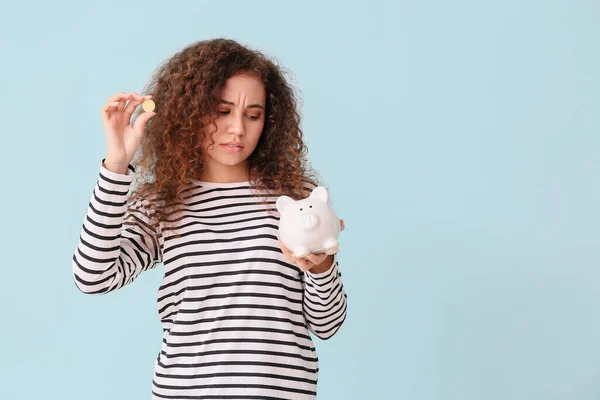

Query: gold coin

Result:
[142,99,155,113]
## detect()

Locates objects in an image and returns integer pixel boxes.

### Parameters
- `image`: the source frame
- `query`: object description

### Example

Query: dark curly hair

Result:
[127,38,323,238]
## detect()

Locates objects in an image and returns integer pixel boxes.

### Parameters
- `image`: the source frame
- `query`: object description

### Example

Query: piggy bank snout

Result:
[298,213,320,230]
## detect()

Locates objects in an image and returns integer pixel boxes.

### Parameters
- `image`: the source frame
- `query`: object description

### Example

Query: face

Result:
[199,72,266,180]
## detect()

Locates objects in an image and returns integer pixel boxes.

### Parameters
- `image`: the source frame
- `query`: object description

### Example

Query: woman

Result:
[72,37,348,399]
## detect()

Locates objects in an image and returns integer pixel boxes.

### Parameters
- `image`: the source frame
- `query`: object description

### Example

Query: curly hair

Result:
[127,38,323,238]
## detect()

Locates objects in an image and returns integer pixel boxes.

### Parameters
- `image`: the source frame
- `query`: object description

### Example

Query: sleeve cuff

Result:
[100,158,136,181]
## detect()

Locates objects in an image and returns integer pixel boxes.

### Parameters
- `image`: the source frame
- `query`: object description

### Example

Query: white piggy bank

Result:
[276,186,340,259]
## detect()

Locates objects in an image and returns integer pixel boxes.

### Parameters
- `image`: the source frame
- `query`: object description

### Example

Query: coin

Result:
[142,99,155,113]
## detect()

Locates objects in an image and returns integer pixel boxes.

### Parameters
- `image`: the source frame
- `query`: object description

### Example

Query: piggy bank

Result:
[276,186,340,259]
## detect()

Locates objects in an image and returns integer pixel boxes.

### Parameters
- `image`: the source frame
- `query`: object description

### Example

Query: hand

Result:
[100,92,156,171]
[278,219,345,272]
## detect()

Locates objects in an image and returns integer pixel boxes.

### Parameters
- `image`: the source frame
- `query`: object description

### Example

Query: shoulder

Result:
[126,191,161,216]
[302,180,317,190]
[301,179,329,196]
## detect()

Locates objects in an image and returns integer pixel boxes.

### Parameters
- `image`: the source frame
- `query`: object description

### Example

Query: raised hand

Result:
[100,92,155,174]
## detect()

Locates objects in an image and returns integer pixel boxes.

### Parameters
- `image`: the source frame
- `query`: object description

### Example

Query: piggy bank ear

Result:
[309,186,329,203]
[276,196,294,213]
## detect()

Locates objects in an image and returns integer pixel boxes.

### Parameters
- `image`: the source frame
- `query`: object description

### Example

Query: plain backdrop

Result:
[1,0,599,399]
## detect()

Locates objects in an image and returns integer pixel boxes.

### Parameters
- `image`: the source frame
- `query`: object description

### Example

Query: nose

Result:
[299,214,321,230]
[227,114,246,137]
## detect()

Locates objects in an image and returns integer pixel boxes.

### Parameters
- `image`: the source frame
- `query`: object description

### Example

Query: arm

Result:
[302,253,348,340]
[72,159,162,295]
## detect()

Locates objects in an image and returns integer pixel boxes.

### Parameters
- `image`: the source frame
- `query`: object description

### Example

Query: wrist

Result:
[102,159,129,175]
[308,254,334,274]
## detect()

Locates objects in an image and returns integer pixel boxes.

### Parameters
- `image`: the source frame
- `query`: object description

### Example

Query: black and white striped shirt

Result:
[72,160,348,399]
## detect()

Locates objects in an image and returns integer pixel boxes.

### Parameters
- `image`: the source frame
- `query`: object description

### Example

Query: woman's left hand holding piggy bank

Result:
[278,219,345,272]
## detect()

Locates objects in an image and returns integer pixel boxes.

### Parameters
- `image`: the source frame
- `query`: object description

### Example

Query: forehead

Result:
[221,73,266,101]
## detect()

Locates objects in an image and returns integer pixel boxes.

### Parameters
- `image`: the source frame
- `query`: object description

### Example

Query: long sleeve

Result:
[72,159,163,295]
[302,253,348,340]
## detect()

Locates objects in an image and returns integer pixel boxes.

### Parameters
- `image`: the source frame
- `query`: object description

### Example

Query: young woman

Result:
[72,38,348,399]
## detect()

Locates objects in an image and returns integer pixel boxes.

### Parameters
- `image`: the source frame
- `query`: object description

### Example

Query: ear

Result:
[276,196,294,213]
[309,186,329,203]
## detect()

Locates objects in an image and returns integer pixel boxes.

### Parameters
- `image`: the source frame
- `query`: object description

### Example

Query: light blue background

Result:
[1,0,598,398]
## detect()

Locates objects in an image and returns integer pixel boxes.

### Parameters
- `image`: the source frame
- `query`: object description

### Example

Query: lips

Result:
[221,143,244,152]
[222,142,243,148]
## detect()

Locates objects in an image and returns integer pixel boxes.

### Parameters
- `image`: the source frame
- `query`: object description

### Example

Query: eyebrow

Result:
[219,99,264,110]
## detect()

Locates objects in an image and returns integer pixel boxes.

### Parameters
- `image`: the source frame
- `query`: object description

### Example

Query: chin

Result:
[204,144,256,166]
[211,154,250,166]
[221,159,248,166]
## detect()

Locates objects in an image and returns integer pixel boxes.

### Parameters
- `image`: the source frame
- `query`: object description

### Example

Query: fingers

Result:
[278,236,329,272]
[278,237,294,260]
[124,94,151,115]
[106,92,131,112]
[132,110,156,138]
[106,92,139,103]
[296,258,310,271]
[103,92,147,115]
[101,92,155,129]
[117,98,127,112]
[100,101,121,122]
[307,252,327,265]
[278,237,303,266]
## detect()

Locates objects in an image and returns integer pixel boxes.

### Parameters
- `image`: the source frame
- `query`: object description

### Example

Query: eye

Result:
[218,110,260,120]
[300,208,303,211]
[309,205,312,208]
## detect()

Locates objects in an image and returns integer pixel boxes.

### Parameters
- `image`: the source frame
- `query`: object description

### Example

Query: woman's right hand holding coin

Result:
[100,92,156,174]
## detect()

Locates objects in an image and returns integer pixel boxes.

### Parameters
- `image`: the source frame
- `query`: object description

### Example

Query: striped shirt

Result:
[72,160,348,399]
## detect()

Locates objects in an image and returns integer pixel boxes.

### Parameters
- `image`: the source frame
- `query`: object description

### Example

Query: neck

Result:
[199,161,250,183]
